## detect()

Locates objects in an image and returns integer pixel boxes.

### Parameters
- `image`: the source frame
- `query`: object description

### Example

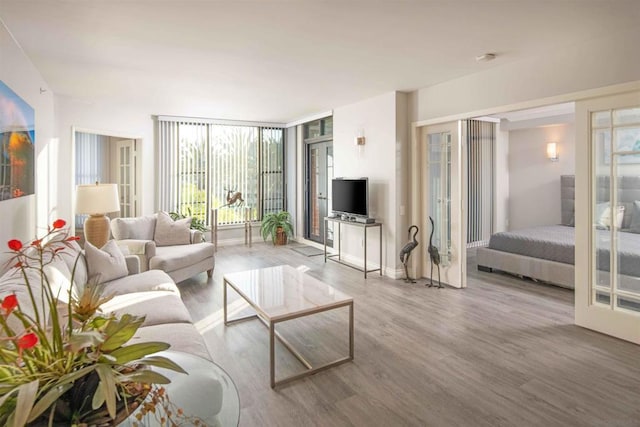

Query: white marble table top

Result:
[223,265,353,321]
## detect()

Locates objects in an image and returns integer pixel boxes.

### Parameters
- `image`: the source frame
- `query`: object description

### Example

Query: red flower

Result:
[1,294,18,315]
[17,332,38,350]
[31,239,41,247]
[66,236,80,241]
[52,219,66,229]
[7,239,22,251]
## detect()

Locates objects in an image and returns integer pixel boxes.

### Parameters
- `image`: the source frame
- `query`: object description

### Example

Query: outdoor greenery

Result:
[169,206,208,233]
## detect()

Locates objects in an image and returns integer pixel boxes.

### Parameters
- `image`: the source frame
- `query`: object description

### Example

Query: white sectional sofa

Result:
[0,240,210,360]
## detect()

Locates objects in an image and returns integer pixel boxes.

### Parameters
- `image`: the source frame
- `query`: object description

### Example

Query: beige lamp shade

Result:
[76,183,120,248]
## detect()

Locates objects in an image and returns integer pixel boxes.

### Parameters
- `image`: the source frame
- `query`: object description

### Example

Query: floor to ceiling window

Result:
[157,117,285,226]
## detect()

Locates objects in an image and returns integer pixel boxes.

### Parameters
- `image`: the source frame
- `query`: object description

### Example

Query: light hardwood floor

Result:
[178,243,640,427]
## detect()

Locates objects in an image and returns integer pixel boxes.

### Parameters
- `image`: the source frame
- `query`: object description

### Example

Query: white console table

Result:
[323,217,382,278]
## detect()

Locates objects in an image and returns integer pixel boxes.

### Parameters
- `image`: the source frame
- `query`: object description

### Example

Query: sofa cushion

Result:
[43,258,76,303]
[85,240,128,284]
[150,243,215,273]
[100,291,192,326]
[132,323,211,361]
[154,211,192,247]
[111,215,157,240]
[58,241,88,290]
[104,269,179,295]
[0,266,48,332]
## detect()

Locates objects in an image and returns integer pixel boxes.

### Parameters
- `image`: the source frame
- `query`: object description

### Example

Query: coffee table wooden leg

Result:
[270,321,276,389]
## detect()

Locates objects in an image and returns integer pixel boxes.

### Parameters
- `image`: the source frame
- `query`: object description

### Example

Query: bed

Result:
[477,175,640,290]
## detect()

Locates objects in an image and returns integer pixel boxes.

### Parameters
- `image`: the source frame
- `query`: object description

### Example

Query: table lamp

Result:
[76,182,120,248]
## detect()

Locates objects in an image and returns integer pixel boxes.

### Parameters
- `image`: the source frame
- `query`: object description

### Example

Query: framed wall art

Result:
[0,80,35,201]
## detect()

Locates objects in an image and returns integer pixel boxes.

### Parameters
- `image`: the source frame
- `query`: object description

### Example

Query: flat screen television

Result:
[331,178,369,218]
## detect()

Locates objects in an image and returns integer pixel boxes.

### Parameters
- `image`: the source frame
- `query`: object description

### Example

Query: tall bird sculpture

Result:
[427,216,443,288]
[399,225,419,283]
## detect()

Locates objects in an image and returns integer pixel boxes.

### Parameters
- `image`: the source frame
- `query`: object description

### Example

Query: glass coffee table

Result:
[122,350,240,426]
[223,265,354,388]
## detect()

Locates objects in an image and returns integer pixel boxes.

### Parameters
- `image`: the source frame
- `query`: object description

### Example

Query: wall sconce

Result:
[546,142,559,162]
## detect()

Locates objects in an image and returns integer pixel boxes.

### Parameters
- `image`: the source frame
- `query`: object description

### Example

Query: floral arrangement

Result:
[0,220,185,426]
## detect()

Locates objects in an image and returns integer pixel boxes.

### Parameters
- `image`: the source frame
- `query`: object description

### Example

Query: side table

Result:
[122,350,240,426]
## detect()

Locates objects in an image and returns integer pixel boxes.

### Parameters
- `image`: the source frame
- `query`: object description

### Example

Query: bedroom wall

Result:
[508,123,575,230]
[0,20,55,271]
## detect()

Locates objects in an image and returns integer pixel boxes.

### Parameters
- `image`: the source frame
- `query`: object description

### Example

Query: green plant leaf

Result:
[12,380,38,427]
[109,342,171,365]
[91,381,105,410]
[118,369,171,385]
[0,386,18,412]
[57,365,96,388]
[101,314,145,352]
[67,330,104,352]
[95,364,117,419]
[136,355,187,374]
[27,383,73,422]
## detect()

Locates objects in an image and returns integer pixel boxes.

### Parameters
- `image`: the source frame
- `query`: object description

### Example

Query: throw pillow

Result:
[629,200,640,234]
[154,211,192,246]
[596,203,625,229]
[595,202,609,229]
[84,240,129,284]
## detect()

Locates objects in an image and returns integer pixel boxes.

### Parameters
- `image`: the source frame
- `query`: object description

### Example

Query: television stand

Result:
[323,217,382,279]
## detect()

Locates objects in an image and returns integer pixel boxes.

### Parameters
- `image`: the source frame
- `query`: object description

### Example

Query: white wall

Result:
[494,128,509,232]
[54,96,154,228]
[333,92,405,276]
[408,26,640,123]
[0,21,55,270]
[508,123,575,230]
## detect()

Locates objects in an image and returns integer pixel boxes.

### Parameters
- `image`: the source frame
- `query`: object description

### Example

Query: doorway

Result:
[306,141,333,244]
[302,116,333,245]
[73,130,140,233]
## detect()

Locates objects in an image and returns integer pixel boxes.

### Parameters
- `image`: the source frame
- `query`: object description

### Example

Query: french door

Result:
[413,121,467,288]
[115,139,137,218]
[575,91,640,344]
[306,141,333,244]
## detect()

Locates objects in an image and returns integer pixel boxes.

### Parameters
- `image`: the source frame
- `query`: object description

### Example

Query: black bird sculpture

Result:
[427,216,443,288]
[399,225,419,283]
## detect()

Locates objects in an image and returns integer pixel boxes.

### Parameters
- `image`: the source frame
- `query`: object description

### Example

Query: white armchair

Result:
[111,214,215,283]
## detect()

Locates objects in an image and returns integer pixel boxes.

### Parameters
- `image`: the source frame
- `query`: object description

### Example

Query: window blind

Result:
[156,117,284,227]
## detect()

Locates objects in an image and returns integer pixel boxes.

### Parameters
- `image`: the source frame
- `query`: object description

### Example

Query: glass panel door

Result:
[420,121,466,288]
[575,91,640,344]
[116,139,135,218]
[591,107,640,312]
[306,141,333,244]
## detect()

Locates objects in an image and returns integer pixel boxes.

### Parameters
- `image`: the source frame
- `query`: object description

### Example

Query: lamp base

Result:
[84,214,110,248]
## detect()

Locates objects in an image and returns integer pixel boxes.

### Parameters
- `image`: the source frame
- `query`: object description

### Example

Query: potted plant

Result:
[0,220,185,426]
[260,211,294,246]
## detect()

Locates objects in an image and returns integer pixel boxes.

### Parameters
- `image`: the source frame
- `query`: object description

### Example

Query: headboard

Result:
[561,174,640,228]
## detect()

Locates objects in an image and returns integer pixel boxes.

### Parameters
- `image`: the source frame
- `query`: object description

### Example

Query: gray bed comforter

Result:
[488,225,640,277]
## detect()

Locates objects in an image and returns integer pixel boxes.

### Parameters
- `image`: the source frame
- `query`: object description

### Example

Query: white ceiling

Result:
[1,1,638,123]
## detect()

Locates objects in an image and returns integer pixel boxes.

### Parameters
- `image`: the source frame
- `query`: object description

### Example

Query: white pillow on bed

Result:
[596,204,624,229]
[629,200,640,234]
